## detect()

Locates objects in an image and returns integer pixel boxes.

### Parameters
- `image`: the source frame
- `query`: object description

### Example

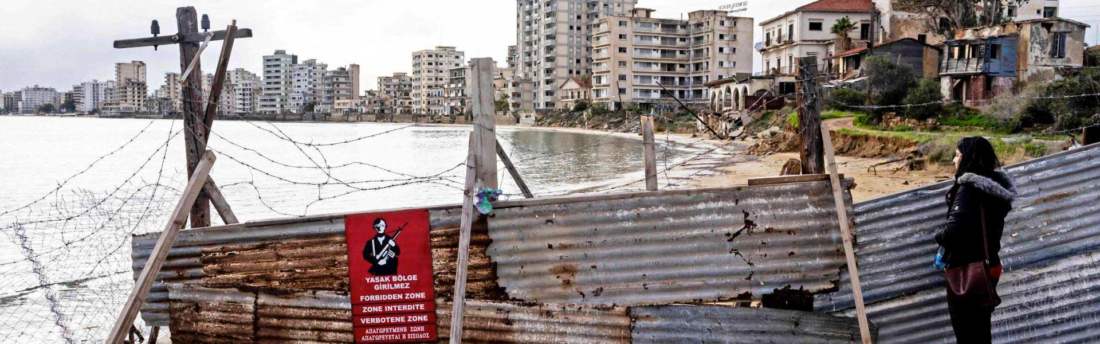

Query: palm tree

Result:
[832,16,857,52]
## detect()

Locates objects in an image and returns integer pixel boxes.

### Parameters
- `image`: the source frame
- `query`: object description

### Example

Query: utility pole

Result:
[114,7,252,228]
[865,8,879,106]
[797,57,825,174]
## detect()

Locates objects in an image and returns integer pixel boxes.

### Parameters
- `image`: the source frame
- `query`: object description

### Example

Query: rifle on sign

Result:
[376,222,407,265]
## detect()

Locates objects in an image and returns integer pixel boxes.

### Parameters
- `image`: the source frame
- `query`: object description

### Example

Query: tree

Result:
[61,99,76,113]
[494,94,510,114]
[831,16,857,52]
[303,101,316,113]
[894,0,1031,35]
[37,103,56,114]
[864,56,917,117]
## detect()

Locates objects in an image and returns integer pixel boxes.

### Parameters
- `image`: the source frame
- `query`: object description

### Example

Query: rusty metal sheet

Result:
[256,291,354,343]
[132,208,470,326]
[436,300,631,344]
[166,284,256,343]
[816,143,1100,343]
[631,305,871,343]
[487,182,852,305]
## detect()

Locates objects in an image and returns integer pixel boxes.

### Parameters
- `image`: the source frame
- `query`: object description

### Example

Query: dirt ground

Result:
[689,151,952,202]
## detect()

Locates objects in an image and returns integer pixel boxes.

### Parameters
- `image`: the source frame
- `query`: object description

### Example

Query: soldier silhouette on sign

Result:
[363,218,402,276]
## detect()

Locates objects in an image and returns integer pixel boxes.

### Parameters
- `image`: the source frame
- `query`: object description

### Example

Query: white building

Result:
[591,8,754,110]
[515,0,638,110]
[18,85,61,113]
[411,46,465,115]
[377,72,413,114]
[759,0,875,77]
[290,59,326,113]
[75,80,115,113]
[260,50,298,114]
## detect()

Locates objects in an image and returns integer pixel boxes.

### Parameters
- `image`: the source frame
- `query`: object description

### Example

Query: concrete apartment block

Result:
[591,8,754,110]
[260,50,298,114]
[515,0,638,110]
[411,46,465,115]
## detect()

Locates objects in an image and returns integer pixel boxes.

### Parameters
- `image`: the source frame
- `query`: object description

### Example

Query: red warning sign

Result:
[345,209,436,343]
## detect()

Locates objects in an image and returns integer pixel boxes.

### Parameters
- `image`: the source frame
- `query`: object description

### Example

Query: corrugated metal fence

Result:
[816,143,1100,343]
[132,181,870,342]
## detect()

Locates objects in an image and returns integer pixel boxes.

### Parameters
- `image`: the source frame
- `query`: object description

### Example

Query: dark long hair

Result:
[947,136,1001,206]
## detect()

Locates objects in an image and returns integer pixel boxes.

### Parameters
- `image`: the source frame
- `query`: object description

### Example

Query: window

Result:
[618,61,626,67]
[989,43,1001,59]
[720,20,726,26]
[618,88,626,94]
[860,23,871,40]
[719,47,726,53]
[618,47,627,53]
[788,24,793,41]
[809,21,823,31]
[618,20,627,27]
[1051,32,1067,58]
[619,74,627,81]
[1043,7,1057,18]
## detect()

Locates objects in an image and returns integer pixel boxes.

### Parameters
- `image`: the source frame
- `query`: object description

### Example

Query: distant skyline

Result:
[2,0,1099,92]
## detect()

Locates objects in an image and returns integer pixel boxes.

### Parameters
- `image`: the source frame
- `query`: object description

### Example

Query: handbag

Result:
[944,205,1001,308]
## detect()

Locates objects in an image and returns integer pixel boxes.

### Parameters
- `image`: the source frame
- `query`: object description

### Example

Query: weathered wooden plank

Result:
[496,139,533,199]
[107,151,216,344]
[641,115,657,191]
[113,28,253,49]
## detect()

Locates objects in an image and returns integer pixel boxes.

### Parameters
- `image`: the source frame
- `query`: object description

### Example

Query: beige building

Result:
[112,61,147,113]
[158,73,182,113]
[377,72,413,114]
[558,77,592,110]
[515,0,637,110]
[260,50,298,114]
[591,8,754,110]
[759,0,875,77]
[411,46,465,115]
[229,68,261,116]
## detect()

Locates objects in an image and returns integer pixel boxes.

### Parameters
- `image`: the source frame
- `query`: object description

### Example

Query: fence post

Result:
[641,115,658,191]
[797,56,825,174]
[1085,125,1099,145]
[469,58,498,188]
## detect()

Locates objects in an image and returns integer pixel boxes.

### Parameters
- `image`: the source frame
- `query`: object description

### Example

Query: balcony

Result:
[941,58,984,75]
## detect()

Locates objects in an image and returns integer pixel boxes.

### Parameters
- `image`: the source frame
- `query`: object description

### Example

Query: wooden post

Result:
[203,178,239,224]
[820,126,873,344]
[176,7,211,229]
[641,115,658,191]
[449,135,479,343]
[469,58,498,188]
[107,151,216,344]
[496,139,534,199]
[797,56,825,174]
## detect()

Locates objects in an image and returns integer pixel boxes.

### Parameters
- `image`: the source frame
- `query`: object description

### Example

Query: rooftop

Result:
[761,0,875,25]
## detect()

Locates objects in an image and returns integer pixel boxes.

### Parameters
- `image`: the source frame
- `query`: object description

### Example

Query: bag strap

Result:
[979,204,991,264]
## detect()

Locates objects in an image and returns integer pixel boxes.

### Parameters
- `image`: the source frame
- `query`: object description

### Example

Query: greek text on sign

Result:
[345,209,437,343]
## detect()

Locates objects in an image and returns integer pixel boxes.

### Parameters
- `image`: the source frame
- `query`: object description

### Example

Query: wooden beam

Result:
[113,28,253,49]
[820,126,873,344]
[176,6,212,229]
[203,178,238,224]
[797,56,825,174]
[449,135,479,344]
[200,21,238,136]
[641,115,658,191]
[469,58,498,188]
[145,327,159,344]
[496,139,534,199]
[107,151,216,344]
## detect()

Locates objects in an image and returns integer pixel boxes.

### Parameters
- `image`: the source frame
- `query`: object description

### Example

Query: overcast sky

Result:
[2,0,1099,93]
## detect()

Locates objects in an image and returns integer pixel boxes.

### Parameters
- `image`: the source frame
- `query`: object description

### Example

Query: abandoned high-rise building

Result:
[260,50,298,114]
[411,46,465,115]
[514,0,637,110]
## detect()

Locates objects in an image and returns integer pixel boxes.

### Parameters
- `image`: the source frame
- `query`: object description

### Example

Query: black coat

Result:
[935,170,1017,268]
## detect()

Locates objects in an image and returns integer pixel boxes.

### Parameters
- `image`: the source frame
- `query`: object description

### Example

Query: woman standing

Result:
[935,137,1017,343]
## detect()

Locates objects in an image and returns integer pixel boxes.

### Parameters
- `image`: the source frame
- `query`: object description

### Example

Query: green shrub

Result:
[590,103,610,117]
[1021,68,1100,131]
[828,88,866,110]
[572,100,590,112]
[786,111,799,129]
[892,125,914,132]
[902,79,944,120]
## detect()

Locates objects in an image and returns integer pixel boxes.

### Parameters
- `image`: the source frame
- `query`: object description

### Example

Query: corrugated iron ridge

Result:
[816,143,1100,343]
[488,181,852,306]
[831,250,1100,343]
[630,304,870,343]
[819,143,1100,310]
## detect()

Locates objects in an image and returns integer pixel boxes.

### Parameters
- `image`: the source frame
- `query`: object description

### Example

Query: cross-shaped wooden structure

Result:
[107,6,251,344]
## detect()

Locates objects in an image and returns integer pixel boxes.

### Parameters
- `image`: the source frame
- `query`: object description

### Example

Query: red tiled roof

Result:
[796,0,875,13]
